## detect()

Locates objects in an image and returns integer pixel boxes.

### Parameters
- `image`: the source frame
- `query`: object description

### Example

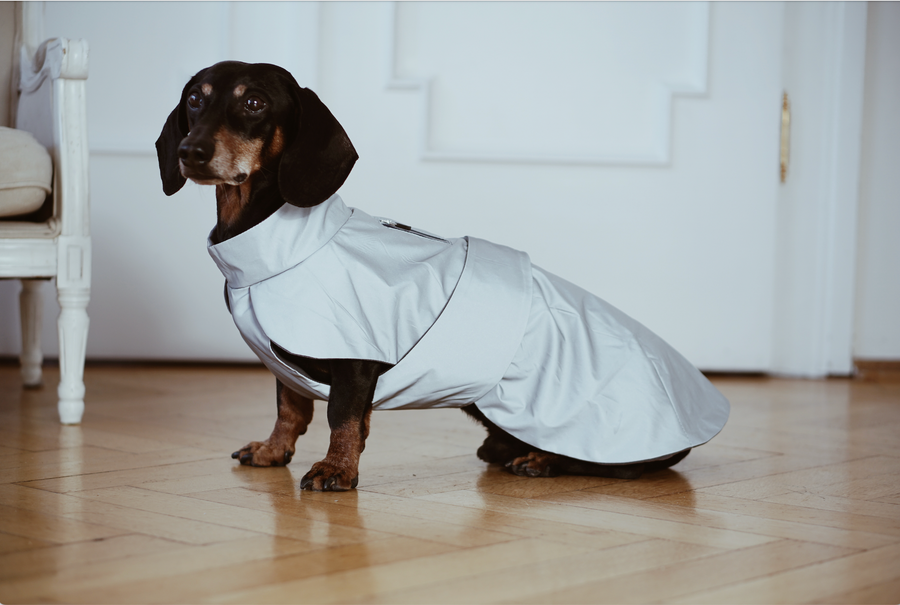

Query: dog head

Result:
[156,61,357,208]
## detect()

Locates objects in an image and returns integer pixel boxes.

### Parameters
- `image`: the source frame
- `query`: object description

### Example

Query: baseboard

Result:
[853,359,900,382]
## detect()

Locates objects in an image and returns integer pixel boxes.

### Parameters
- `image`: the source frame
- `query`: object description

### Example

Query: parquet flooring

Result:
[1,362,899,604]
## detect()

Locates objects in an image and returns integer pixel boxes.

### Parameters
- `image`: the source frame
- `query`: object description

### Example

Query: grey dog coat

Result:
[208,194,730,464]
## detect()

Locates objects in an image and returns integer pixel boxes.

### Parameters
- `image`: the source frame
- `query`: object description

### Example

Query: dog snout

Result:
[178,138,214,168]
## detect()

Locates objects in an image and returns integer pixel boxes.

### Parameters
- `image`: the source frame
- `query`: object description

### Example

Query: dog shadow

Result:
[474,462,696,507]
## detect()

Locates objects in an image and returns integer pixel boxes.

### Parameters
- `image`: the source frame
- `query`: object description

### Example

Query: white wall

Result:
[853,1,900,360]
[0,2,320,362]
[0,1,895,370]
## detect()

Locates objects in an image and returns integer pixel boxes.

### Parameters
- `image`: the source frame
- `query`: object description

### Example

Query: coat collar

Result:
[207,193,353,288]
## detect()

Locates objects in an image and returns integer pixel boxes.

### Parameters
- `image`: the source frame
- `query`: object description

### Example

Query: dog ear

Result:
[155,72,204,196]
[278,86,358,208]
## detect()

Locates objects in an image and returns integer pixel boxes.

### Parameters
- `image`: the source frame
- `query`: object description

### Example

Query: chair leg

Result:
[19,279,44,387]
[57,285,90,425]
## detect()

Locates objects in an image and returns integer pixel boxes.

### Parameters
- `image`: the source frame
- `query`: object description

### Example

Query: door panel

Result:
[324,2,784,370]
[392,2,709,163]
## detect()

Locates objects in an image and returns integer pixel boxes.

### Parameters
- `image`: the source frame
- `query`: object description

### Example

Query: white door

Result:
[323,1,785,371]
[2,1,862,375]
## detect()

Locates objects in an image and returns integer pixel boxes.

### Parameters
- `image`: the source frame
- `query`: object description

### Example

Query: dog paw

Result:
[300,461,359,491]
[505,452,558,478]
[231,441,294,467]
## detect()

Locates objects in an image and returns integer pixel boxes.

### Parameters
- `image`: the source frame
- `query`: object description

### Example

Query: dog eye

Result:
[245,96,267,113]
[187,93,202,110]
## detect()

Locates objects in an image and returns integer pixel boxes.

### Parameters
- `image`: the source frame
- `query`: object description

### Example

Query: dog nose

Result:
[178,139,214,166]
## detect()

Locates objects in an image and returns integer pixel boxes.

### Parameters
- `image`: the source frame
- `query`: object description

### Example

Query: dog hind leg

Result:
[461,404,532,463]
[461,404,691,480]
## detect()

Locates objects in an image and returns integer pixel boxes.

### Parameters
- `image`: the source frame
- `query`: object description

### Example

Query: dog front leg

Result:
[300,359,382,491]
[233,380,314,466]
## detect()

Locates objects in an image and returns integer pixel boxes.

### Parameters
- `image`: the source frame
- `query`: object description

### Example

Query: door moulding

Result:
[384,1,710,166]
[772,1,867,377]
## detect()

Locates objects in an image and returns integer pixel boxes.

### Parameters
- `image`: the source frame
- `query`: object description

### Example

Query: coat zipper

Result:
[379,219,449,243]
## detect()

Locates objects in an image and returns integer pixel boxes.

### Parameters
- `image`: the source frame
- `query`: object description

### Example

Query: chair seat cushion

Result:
[0,127,53,218]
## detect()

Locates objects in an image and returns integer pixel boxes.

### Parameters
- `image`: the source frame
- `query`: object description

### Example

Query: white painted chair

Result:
[0,9,90,424]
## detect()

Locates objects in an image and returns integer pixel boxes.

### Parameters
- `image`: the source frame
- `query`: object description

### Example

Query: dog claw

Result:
[325,476,357,491]
[299,472,359,491]
[283,451,293,465]
[231,451,241,459]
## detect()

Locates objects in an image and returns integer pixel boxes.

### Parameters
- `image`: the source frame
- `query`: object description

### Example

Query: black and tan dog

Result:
[156,61,695,491]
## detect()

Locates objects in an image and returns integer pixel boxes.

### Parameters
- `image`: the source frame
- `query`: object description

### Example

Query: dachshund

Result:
[156,61,720,491]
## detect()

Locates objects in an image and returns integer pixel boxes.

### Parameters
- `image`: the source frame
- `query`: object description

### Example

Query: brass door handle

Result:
[781,92,791,183]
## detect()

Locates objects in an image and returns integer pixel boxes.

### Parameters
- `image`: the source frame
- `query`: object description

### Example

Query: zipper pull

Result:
[380,219,412,231]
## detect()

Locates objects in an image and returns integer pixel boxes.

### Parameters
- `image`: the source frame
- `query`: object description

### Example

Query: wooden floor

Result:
[1,363,899,604]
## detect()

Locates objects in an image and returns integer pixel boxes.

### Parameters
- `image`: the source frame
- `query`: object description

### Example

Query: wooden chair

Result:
[0,6,90,424]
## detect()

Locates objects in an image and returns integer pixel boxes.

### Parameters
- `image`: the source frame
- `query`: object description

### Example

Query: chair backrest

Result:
[0,2,89,244]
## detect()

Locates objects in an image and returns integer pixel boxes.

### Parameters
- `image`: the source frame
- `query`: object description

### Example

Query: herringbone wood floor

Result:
[1,362,899,604]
